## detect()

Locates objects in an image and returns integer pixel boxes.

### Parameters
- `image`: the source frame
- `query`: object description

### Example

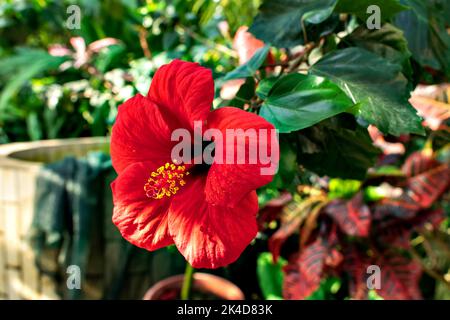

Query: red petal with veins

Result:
[147,59,214,130]
[205,107,279,207]
[111,94,174,174]
[112,161,173,251]
[168,176,258,268]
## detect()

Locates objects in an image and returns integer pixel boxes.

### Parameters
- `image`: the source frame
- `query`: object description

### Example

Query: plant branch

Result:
[410,244,450,290]
[138,26,152,59]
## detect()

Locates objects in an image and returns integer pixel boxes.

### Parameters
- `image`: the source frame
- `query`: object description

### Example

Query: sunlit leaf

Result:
[260,74,354,133]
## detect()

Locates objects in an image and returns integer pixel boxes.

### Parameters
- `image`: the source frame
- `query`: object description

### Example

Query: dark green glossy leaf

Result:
[267,136,299,189]
[260,74,353,133]
[224,45,269,80]
[394,0,450,74]
[310,47,424,136]
[296,117,380,179]
[249,0,337,48]
[344,23,412,80]
[335,0,407,21]
[228,77,256,109]
[256,77,278,100]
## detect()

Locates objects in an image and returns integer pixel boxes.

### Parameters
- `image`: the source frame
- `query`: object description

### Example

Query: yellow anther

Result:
[144,162,189,200]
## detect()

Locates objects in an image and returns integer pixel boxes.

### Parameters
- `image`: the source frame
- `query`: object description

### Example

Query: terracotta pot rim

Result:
[143,272,245,300]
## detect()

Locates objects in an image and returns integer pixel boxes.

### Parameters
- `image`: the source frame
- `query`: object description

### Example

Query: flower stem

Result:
[180,262,194,300]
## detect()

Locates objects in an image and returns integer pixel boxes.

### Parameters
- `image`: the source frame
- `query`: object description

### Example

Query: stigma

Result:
[144,162,189,199]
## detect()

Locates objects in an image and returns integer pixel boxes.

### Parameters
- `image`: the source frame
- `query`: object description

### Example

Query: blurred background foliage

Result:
[0,0,260,143]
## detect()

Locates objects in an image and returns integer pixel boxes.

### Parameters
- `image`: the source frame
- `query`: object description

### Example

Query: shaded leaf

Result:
[374,209,445,249]
[345,23,413,79]
[394,0,450,74]
[297,118,380,179]
[310,47,424,136]
[227,77,256,108]
[335,0,407,21]
[249,0,338,48]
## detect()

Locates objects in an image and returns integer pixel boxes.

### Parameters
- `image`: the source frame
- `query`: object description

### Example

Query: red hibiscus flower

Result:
[110,60,278,268]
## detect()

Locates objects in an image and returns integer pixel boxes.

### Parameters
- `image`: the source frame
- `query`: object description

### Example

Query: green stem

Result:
[180,263,194,300]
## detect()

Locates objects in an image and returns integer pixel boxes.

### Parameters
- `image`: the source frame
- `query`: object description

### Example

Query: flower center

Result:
[144,162,189,199]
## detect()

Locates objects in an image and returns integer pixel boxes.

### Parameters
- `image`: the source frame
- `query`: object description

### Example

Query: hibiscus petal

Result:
[112,161,173,251]
[147,59,214,129]
[111,94,174,174]
[168,176,258,268]
[205,107,279,207]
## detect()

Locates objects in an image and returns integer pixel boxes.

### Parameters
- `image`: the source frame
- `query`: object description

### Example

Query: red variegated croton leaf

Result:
[324,192,371,237]
[283,225,342,300]
[344,246,423,299]
[374,151,449,221]
[269,197,325,262]
[283,237,328,300]
[373,209,445,250]
[373,200,418,220]
[343,245,371,299]
[258,192,292,231]
[268,203,306,263]
[376,254,423,300]
[400,151,450,209]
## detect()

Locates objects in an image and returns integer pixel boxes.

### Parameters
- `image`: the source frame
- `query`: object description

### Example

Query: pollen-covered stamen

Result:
[144,162,189,199]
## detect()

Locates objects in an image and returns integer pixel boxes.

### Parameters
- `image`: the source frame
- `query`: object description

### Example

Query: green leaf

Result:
[26,112,43,141]
[228,77,256,109]
[256,77,278,100]
[344,23,412,80]
[0,49,67,110]
[249,0,338,48]
[260,73,354,133]
[95,44,125,73]
[267,136,299,189]
[296,117,380,179]
[334,0,407,21]
[394,0,450,74]
[224,45,270,80]
[310,47,424,136]
[328,178,362,199]
[257,252,287,300]
[307,277,341,300]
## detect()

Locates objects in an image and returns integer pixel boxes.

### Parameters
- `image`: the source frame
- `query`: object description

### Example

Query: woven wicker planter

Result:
[0,137,109,300]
